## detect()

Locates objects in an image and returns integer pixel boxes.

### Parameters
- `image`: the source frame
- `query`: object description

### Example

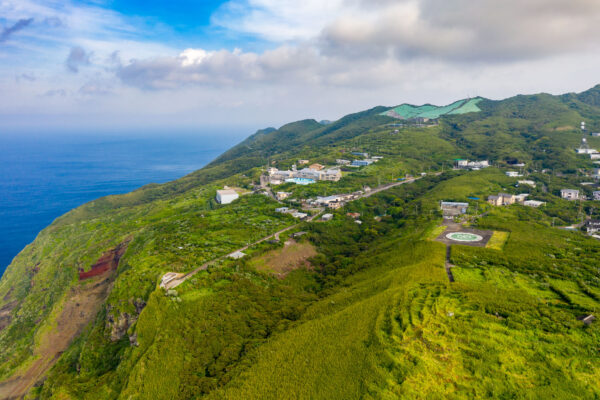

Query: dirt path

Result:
[445,245,455,283]
[0,274,115,399]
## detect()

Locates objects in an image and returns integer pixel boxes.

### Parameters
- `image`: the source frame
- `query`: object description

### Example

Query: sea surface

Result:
[0,132,244,277]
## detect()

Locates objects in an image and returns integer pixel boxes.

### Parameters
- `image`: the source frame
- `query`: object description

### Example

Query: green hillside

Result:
[2,86,600,399]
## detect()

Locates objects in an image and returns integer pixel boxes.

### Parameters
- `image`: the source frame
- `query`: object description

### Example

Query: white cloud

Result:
[2,0,600,133]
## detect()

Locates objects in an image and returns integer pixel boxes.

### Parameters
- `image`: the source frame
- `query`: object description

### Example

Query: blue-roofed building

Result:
[351,160,373,167]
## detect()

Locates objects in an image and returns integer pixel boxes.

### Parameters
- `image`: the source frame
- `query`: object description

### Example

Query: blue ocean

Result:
[0,132,245,277]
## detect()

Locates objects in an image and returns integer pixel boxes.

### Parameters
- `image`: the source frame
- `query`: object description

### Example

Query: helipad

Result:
[446,232,483,242]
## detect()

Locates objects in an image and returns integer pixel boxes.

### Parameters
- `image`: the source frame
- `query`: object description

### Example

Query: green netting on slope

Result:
[384,104,438,119]
[382,97,482,120]
[447,98,483,115]
[417,99,466,119]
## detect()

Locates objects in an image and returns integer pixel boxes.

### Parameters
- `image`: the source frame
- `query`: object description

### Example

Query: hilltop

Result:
[1,85,600,399]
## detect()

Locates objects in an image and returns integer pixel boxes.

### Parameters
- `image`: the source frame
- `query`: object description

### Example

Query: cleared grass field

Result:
[247,240,317,277]
[485,231,510,250]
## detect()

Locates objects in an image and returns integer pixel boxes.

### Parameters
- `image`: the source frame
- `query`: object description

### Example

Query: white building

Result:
[518,180,536,188]
[336,159,350,165]
[291,211,308,219]
[321,213,334,221]
[561,189,580,201]
[593,191,600,201]
[216,189,239,204]
[524,200,546,207]
[321,169,342,181]
[506,171,522,177]
[229,251,246,259]
[456,159,490,170]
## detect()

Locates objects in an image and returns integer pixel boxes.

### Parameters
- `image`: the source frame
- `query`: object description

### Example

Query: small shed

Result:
[228,251,246,260]
[216,189,239,204]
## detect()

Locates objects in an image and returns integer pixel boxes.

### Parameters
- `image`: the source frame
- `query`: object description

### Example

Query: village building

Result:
[336,159,351,165]
[561,189,580,200]
[488,193,516,206]
[321,169,342,181]
[291,211,309,219]
[298,159,309,165]
[276,191,291,201]
[315,195,342,206]
[321,213,334,221]
[586,220,600,235]
[594,191,600,201]
[275,207,289,213]
[455,159,490,170]
[216,189,239,204]
[515,193,530,203]
[518,180,536,187]
[592,154,600,160]
[347,212,361,219]
[327,202,342,210]
[506,171,522,177]
[309,163,325,171]
[440,201,469,216]
[351,159,373,167]
[352,152,369,158]
[524,200,546,207]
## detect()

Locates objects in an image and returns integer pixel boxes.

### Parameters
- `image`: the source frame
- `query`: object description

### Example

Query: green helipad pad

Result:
[446,232,484,242]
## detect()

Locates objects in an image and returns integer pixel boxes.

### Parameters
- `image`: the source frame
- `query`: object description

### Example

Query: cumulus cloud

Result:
[66,46,91,73]
[116,46,322,89]
[216,0,600,62]
[320,0,600,62]
[117,0,600,91]
[0,18,34,43]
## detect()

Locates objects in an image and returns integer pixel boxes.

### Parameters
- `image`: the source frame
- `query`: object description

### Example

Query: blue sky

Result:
[2,0,600,133]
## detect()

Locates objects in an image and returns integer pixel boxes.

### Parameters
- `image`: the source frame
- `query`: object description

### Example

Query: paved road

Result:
[162,176,423,290]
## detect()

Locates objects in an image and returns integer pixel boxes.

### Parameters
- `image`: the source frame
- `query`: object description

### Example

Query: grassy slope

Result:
[2,86,600,397]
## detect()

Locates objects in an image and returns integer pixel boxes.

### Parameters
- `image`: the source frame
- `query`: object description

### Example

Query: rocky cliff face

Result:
[106,298,146,342]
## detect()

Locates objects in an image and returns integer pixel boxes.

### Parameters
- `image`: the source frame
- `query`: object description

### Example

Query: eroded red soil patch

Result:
[79,241,128,280]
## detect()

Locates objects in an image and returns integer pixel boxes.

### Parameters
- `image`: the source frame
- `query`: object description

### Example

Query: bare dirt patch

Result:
[554,125,575,132]
[250,240,317,277]
[0,241,129,399]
